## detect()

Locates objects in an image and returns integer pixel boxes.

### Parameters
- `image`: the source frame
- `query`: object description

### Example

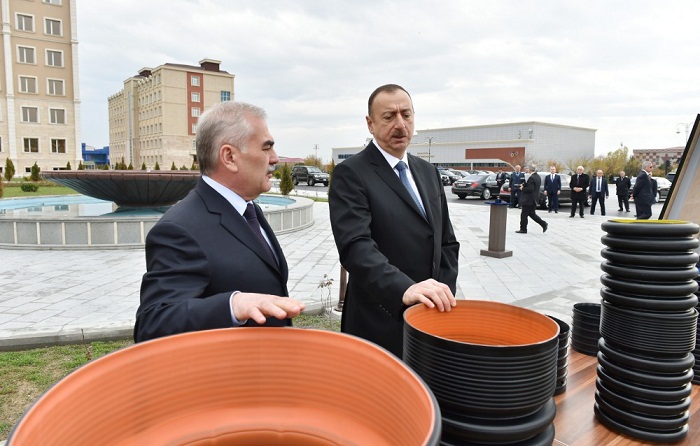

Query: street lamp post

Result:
[676,123,690,143]
[426,137,435,164]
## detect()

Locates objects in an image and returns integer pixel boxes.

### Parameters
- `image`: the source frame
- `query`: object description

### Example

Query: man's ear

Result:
[219,144,239,173]
[366,115,374,135]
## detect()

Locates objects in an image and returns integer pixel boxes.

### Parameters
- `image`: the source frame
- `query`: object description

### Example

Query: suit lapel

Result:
[367,143,429,221]
[196,181,283,274]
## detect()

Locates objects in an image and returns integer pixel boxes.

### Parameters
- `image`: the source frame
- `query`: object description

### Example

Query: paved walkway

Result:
[0,191,662,350]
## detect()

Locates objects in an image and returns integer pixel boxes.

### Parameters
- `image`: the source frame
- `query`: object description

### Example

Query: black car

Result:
[291,165,329,186]
[628,176,670,202]
[438,168,460,185]
[451,174,500,200]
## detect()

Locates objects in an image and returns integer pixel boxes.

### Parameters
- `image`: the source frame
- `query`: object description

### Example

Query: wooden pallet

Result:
[553,349,699,445]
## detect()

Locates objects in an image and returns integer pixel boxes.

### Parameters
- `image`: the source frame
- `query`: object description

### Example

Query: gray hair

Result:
[195,102,267,175]
[642,161,653,169]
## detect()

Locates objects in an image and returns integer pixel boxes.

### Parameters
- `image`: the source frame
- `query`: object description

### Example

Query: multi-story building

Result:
[633,146,684,170]
[0,0,81,177]
[108,59,234,170]
[332,121,596,172]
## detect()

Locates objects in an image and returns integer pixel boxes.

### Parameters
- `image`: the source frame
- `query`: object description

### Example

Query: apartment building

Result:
[0,0,80,177]
[108,59,234,170]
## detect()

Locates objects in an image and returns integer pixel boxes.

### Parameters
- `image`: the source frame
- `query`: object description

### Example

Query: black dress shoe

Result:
[602,213,606,216]
[548,210,552,213]
[618,208,623,211]
[542,223,548,233]
[625,210,630,212]
[580,215,584,218]
[555,211,558,213]
[515,230,527,234]
[569,215,575,218]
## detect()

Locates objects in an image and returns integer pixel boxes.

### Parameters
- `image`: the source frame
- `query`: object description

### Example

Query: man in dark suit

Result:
[588,169,609,215]
[543,165,561,213]
[328,84,459,358]
[495,170,507,189]
[614,170,631,212]
[632,161,655,220]
[509,165,525,208]
[134,102,304,343]
[569,166,590,218]
[515,165,548,234]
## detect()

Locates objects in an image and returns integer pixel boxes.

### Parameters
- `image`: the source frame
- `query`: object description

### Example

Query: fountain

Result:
[0,171,313,249]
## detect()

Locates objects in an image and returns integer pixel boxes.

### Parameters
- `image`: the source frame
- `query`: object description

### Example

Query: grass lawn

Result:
[0,315,339,441]
[0,184,80,198]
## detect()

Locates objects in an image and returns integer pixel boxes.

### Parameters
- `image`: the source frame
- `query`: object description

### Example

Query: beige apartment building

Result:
[108,59,234,170]
[0,0,81,177]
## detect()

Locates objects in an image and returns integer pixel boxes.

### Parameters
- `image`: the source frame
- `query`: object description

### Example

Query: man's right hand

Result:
[232,293,305,324]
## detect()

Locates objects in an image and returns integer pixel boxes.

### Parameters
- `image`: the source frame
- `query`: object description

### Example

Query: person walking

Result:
[632,161,655,220]
[509,165,524,208]
[543,165,561,213]
[516,165,548,234]
[614,170,631,212]
[569,166,590,218]
[589,169,609,215]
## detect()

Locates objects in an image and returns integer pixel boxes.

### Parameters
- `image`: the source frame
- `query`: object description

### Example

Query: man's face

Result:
[645,164,653,173]
[597,170,603,178]
[550,166,556,174]
[232,115,278,201]
[366,90,414,157]
[620,171,625,177]
[515,165,521,172]
[577,167,584,174]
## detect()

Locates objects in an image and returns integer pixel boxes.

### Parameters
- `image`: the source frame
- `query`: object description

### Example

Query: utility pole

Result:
[314,144,319,160]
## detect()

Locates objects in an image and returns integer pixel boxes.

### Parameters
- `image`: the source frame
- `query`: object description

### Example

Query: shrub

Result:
[4,158,16,181]
[171,161,177,170]
[154,162,161,170]
[21,183,39,192]
[66,162,72,170]
[141,162,147,170]
[30,163,41,181]
[78,161,85,170]
[279,163,294,195]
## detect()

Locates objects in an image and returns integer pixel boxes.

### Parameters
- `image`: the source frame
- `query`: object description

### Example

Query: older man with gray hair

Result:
[631,161,655,219]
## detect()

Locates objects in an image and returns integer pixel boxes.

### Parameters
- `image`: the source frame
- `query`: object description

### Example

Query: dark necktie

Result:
[243,203,276,263]
[395,161,426,217]
[597,178,601,192]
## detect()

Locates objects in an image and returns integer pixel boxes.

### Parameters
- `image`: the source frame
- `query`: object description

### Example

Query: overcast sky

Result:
[76,0,699,161]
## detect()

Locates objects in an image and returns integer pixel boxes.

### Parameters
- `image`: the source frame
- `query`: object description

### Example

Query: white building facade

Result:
[332,121,596,172]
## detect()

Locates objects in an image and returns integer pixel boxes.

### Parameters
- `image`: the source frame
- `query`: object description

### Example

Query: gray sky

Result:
[77,0,699,161]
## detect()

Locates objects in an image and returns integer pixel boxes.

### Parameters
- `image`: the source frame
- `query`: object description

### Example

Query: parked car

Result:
[438,168,461,185]
[498,173,586,209]
[291,165,329,186]
[451,174,501,200]
[629,176,670,202]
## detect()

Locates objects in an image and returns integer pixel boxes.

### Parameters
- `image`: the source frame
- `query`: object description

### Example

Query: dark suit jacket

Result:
[510,171,525,188]
[328,142,460,357]
[543,173,561,194]
[614,176,631,196]
[521,172,541,206]
[569,173,590,196]
[589,177,609,197]
[632,171,655,206]
[134,179,290,342]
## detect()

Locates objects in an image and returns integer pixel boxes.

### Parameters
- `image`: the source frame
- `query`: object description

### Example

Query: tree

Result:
[303,155,323,168]
[190,160,198,171]
[30,162,41,181]
[4,158,16,181]
[279,163,294,195]
[141,162,147,170]
[154,162,161,170]
[78,161,85,170]
[171,161,177,170]
[180,165,189,170]
[127,162,134,170]
[66,161,72,170]
[327,159,336,187]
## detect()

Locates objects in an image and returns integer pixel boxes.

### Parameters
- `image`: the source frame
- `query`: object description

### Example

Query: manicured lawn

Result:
[1,184,79,198]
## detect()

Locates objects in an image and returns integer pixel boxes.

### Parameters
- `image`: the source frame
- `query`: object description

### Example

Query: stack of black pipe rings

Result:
[596,219,699,443]
[693,257,700,384]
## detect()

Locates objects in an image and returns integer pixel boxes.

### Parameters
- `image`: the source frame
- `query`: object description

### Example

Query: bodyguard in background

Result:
[614,170,631,212]
[543,165,561,213]
[509,165,524,208]
[589,169,609,216]
[632,161,655,220]
[569,166,590,218]
[515,165,548,234]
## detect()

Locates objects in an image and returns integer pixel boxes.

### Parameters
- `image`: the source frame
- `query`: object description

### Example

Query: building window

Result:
[46,50,63,67]
[43,0,62,4]
[220,91,231,102]
[191,75,200,86]
[47,79,64,95]
[191,92,200,102]
[19,76,38,93]
[24,138,39,153]
[51,139,66,153]
[45,18,62,36]
[18,46,36,64]
[16,14,34,32]
[50,108,66,124]
[191,107,200,117]
[192,123,197,134]
[21,107,39,123]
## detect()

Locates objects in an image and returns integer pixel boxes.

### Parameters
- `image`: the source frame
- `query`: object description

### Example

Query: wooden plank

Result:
[553,350,700,446]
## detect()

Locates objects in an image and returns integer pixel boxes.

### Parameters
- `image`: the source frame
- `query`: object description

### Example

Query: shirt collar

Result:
[202,175,248,216]
[374,139,410,170]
